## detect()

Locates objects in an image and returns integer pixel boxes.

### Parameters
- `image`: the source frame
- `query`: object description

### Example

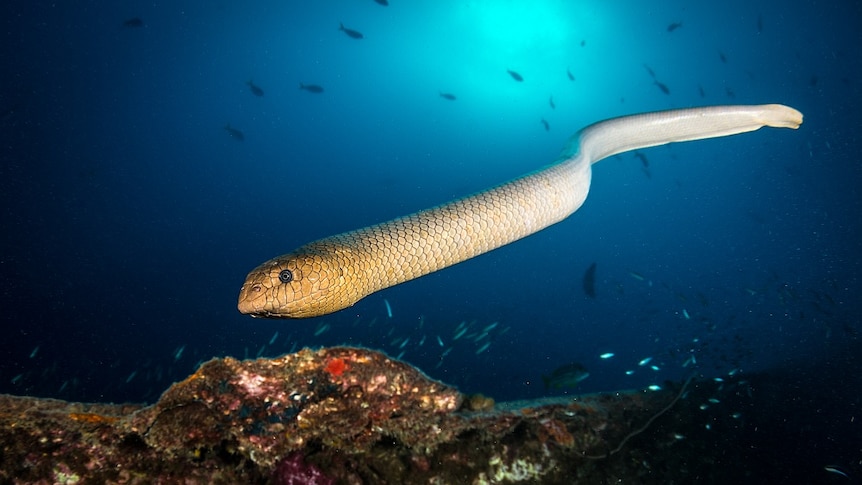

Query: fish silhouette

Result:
[246,80,264,97]
[224,124,245,141]
[439,92,456,101]
[123,17,144,28]
[339,23,364,39]
[300,83,324,94]
[506,70,523,82]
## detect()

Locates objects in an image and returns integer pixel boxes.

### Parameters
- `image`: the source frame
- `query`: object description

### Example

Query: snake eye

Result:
[278,269,293,283]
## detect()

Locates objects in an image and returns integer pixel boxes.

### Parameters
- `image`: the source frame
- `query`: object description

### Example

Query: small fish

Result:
[29,346,39,359]
[399,337,410,349]
[682,309,690,319]
[314,322,331,336]
[643,64,656,79]
[580,39,586,47]
[757,15,763,34]
[654,81,670,95]
[638,357,653,366]
[719,51,728,63]
[483,322,499,332]
[583,262,597,298]
[269,331,279,346]
[506,69,524,82]
[300,83,324,93]
[174,345,186,361]
[475,342,491,354]
[339,22,364,39]
[437,336,444,347]
[126,371,138,383]
[600,352,615,359]
[648,384,662,391]
[667,22,683,32]
[246,80,264,97]
[123,17,144,28]
[567,69,575,81]
[224,124,244,141]
[698,84,706,98]
[384,299,393,318]
[650,365,660,371]
[543,362,590,389]
[635,151,649,168]
[629,271,645,281]
[374,0,389,5]
[549,96,555,109]
[540,118,549,131]
[453,327,468,340]
[824,466,849,479]
[439,92,456,101]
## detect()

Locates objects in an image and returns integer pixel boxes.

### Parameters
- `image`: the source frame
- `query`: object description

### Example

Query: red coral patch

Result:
[324,357,348,377]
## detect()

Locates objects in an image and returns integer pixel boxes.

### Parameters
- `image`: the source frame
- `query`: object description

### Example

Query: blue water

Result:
[1,0,858,419]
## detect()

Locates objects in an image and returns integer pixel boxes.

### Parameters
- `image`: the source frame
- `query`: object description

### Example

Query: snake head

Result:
[237,242,360,318]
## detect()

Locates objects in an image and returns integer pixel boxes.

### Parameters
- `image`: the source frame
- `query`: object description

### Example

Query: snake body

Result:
[238,104,802,318]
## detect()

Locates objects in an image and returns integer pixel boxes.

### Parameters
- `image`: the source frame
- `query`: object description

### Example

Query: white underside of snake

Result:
[238,104,803,318]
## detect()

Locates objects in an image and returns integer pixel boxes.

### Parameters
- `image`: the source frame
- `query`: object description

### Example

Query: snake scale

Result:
[238,104,803,318]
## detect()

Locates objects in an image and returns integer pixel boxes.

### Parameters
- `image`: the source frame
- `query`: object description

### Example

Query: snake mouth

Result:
[237,283,264,315]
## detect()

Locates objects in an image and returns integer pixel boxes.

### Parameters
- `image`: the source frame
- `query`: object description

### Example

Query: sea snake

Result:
[238,104,803,318]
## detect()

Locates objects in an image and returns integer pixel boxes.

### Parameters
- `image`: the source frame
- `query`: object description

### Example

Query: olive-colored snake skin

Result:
[239,104,803,318]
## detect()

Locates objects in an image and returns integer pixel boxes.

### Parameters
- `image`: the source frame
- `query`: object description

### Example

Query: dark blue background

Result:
[1,0,858,414]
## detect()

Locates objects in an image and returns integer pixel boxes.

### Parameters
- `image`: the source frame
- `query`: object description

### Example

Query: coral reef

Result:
[0,346,746,483]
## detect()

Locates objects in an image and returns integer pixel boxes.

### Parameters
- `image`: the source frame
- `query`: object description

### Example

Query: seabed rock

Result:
[0,346,741,483]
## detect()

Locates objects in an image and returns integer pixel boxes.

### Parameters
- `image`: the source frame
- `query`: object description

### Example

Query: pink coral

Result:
[272,452,335,485]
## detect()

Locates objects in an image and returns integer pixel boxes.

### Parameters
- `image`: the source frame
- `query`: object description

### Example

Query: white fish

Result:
[483,322,499,332]
[174,345,186,361]
[647,384,661,391]
[29,346,39,359]
[399,338,410,349]
[475,342,491,354]
[126,371,138,383]
[824,467,849,479]
[453,327,468,340]
[638,357,652,366]
[314,323,331,336]
[269,331,279,345]
[436,335,444,347]
[682,309,690,319]
[625,370,635,375]
[650,365,660,371]
[384,299,393,318]
[600,352,615,359]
